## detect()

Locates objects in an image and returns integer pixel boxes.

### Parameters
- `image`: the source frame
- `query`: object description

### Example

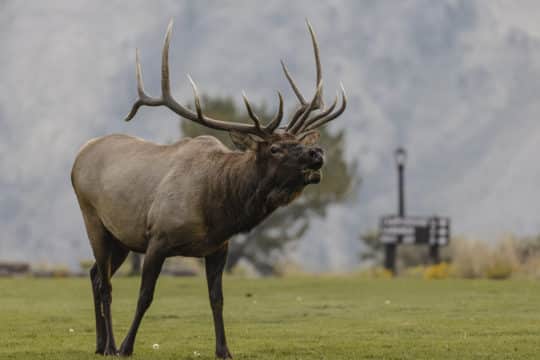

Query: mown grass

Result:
[0,276,539,359]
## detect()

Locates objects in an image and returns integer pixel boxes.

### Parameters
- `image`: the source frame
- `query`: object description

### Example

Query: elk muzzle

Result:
[303,146,324,184]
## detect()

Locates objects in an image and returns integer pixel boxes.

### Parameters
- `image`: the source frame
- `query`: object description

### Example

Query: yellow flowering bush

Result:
[423,262,451,279]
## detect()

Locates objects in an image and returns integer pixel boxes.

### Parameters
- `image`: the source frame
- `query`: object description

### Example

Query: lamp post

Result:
[395,147,406,218]
[384,147,407,275]
[429,217,440,264]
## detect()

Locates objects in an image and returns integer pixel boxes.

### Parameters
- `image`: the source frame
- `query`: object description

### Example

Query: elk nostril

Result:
[307,149,324,170]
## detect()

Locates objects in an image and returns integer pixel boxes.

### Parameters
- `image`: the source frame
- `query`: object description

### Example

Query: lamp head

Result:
[394,147,407,166]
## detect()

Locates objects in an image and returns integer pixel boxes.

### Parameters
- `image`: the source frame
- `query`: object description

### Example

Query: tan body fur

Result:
[72,134,269,257]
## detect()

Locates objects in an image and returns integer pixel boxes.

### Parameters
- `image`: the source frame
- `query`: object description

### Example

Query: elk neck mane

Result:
[202,148,302,238]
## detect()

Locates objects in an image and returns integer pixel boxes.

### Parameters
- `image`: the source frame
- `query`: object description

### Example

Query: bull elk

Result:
[71,19,346,358]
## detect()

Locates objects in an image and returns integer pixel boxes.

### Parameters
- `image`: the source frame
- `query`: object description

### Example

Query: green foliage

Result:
[358,230,383,265]
[2,277,540,359]
[485,261,514,280]
[180,95,358,275]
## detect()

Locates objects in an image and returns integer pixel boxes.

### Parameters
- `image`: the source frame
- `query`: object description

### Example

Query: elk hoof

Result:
[118,342,133,357]
[216,346,233,359]
[103,345,118,356]
[95,338,107,354]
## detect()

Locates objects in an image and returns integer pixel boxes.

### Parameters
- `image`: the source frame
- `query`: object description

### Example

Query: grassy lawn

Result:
[0,276,539,359]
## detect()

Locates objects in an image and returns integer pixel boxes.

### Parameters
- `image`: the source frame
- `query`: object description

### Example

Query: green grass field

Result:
[1,276,539,359]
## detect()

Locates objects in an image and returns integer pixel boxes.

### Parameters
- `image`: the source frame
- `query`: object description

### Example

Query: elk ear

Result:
[296,130,320,146]
[229,131,265,151]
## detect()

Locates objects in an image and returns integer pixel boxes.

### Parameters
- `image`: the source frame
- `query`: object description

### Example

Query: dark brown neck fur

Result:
[202,151,301,241]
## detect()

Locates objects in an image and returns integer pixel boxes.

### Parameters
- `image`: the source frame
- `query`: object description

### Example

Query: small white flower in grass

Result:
[152,343,160,350]
[69,328,74,333]
[384,300,391,305]
[193,350,201,356]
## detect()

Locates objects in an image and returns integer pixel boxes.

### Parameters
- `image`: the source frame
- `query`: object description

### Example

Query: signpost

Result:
[379,147,451,274]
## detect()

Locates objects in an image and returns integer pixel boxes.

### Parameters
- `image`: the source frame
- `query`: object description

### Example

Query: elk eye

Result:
[270,145,280,154]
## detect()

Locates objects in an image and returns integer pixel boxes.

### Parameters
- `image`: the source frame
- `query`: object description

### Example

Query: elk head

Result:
[124,20,347,200]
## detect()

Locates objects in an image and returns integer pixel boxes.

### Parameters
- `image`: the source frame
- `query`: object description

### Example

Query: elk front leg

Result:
[119,245,165,357]
[205,245,232,359]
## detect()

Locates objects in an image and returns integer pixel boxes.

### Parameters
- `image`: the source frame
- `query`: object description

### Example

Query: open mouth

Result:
[302,169,322,184]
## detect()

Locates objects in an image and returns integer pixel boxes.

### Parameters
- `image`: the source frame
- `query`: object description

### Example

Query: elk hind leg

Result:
[81,206,124,355]
[90,242,130,354]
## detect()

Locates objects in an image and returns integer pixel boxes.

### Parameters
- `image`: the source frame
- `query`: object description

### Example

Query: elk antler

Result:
[283,20,347,135]
[124,20,284,138]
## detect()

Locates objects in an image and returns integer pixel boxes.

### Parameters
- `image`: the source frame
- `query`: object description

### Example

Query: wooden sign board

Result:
[379,215,450,246]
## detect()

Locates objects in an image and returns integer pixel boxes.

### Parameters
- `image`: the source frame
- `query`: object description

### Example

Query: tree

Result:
[358,230,384,266]
[180,95,358,275]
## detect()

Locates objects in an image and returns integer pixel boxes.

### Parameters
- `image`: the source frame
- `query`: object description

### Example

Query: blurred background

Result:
[2,0,540,277]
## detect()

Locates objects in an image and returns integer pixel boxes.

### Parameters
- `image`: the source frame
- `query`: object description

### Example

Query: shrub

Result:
[485,261,513,279]
[449,237,519,279]
[360,235,540,280]
[423,262,451,280]
[449,238,489,278]
[484,238,519,279]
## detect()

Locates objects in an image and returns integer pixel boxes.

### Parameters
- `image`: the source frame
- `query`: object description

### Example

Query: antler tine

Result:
[186,74,204,119]
[265,91,284,132]
[161,20,174,98]
[241,91,262,131]
[243,91,285,133]
[302,83,347,132]
[284,19,327,133]
[280,60,306,106]
[297,93,338,132]
[286,107,307,131]
[289,80,323,134]
[135,49,145,99]
[306,19,323,109]
[124,49,163,122]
